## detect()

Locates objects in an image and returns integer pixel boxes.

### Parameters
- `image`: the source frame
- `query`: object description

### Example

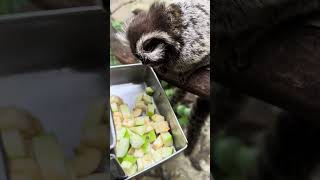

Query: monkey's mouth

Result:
[141,60,165,67]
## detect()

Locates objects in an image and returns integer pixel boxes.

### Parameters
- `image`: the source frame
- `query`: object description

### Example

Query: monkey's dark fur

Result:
[214,0,320,71]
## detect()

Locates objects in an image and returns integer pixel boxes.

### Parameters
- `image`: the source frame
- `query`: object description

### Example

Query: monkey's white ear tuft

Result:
[115,31,130,47]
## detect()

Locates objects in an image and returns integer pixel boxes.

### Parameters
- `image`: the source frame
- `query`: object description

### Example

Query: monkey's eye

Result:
[143,38,165,52]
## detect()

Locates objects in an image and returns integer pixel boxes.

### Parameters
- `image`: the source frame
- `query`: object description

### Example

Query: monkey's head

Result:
[117,2,182,67]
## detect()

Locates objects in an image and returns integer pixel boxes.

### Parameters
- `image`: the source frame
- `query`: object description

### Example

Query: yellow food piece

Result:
[132,108,143,117]
[0,106,43,138]
[152,121,170,134]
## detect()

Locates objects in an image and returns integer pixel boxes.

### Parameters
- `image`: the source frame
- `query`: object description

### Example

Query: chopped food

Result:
[32,135,70,180]
[147,104,155,117]
[152,121,170,134]
[133,108,143,117]
[160,132,173,147]
[151,114,164,122]
[111,87,176,176]
[135,101,147,111]
[0,103,108,180]
[145,87,154,96]
[143,94,152,104]
[1,129,27,159]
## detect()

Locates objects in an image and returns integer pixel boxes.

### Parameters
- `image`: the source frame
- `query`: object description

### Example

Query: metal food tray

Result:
[110,64,188,180]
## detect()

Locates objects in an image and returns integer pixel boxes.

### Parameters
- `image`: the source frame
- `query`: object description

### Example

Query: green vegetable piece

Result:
[129,126,146,136]
[152,149,163,162]
[128,130,145,148]
[147,104,155,117]
[144,130,157,143]
[116,137,130,158]
[146,87,154,96]
[160,132,173,147]
[135,116,149,126]
[143,94,152,104]
[123,154,137,164]
[117,127,127,140]
[120,161,135,176]
[111,103,118,112]
[141,141,151,154]
[161,147,174,158]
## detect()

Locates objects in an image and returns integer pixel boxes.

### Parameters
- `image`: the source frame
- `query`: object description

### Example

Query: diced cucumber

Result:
[132,108,142,117]
[117,127,127,140]
[127,164,137,176]
[120,161,134,175]
[151,114,164,122]
[152,121,170,134]
[142,154,154,169]
[129,126,146,136]
[111,103,118,112]
[160,132,173,147]
[123,154,137,164]
[120,104,131,119]
[146,87,154,96]
[141,141,151,154]
[152,136,163,150]
[128,130,145,148]
[116,137,130,158]
[143,130,156,143]
[135,101,146,111]
[161,147,174,158]
[32,135,70,180]
[143,94,152,104]
[1,129,27,159]
[151,149,163,162]
[147,104,155,117]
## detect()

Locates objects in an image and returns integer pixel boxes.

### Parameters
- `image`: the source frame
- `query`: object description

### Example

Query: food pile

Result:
[111,87,175,176]
[0,101,107,180]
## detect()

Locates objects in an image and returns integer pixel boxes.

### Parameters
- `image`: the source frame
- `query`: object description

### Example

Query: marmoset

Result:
[117,0,210,82]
